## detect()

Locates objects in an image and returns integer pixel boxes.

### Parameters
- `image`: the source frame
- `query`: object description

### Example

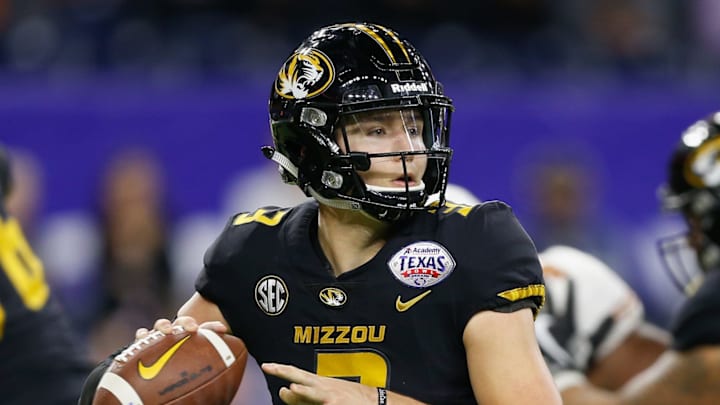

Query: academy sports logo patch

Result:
[274,48,334,100]
[387,241,456,288]
[255,275,289,316]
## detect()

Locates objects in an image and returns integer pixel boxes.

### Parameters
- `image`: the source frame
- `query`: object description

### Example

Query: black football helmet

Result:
[658,112,720,294]
[264,22,453,221]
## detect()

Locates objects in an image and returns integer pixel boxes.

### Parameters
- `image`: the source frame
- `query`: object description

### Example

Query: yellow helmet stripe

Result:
[685,136,720,188]
[337,23,404,64]
[374,24,411,62]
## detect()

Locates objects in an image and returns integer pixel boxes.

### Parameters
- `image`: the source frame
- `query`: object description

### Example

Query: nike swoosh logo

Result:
[138,335,192,380]
[396,290,432,312]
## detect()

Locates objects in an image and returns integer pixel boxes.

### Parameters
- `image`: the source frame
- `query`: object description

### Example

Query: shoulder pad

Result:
[203,206,292,268]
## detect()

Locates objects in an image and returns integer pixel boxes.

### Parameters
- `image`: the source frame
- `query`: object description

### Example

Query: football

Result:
[93,326,247,405]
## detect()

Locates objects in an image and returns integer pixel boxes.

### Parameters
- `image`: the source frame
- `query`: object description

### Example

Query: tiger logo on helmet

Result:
[275,49,334,100]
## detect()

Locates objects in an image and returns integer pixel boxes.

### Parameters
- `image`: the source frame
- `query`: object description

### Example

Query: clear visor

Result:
[339,108,425,153]
[335,108,426,194]
[336,107,448,155]
[328,105,451,205]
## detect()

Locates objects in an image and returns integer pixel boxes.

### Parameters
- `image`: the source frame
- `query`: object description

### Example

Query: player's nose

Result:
[388,132,419,156]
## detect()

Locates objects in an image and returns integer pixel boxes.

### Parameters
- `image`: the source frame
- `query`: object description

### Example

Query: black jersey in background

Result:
[0,207,91,405]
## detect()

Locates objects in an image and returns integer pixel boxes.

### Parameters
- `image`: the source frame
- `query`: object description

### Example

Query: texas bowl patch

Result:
[387,241,456,287]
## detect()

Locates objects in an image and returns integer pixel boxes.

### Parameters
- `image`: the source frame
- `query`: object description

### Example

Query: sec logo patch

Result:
[255,275,288,316]
[387,241,456,288]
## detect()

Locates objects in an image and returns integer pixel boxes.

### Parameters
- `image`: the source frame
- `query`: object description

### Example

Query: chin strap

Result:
[366,182,425,193]
[263,146,427,215]
[265,146,362,211]
[307,187,363,211]
[263,146,299,179]
[310,181,426,212]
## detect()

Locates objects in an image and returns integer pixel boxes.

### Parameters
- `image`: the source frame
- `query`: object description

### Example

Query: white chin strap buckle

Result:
[366,181,425,193]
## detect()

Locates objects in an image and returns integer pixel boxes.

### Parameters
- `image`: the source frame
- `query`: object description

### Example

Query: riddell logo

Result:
[390,82,429,93]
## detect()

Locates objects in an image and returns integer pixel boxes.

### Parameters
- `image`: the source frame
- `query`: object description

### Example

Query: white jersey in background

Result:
[538,245,648,369]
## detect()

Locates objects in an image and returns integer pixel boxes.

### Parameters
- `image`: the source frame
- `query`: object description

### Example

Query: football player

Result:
[435,185,671,392]
[0,144,91,404]
[80,22,560,404]
[542,112,720,404]
[432,185,671,392]
[227,182,672,404]
[537,245,669,391]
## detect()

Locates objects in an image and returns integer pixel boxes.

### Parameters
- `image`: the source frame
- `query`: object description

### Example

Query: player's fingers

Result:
[262,363,316,386]
[288,382,324,403]
[197,320,228,333]
[153,318,174,334]
[278,386,298,404]
[172,316,199,332]
[278,386,314,405]
[135,327,149,340]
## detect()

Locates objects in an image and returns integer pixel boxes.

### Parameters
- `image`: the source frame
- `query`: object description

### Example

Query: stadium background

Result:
[1,0,718,351]
[3,1,718,223]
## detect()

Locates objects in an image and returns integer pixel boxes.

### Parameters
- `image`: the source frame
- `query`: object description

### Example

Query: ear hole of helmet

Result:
[300,107,328,127]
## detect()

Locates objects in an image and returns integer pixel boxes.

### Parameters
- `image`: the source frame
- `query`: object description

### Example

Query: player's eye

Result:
[366,127,386,136]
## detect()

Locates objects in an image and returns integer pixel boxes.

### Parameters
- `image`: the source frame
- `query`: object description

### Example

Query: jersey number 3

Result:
[315,349,390,387]
[0,216,50,339]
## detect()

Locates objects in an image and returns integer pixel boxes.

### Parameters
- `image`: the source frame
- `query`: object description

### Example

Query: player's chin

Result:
[364,179,425,192]
[362,175,415,188]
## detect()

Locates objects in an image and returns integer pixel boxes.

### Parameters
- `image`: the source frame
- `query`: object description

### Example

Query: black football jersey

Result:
[0,210,90,404]
[670,269,720,351]
[196,200,545,404]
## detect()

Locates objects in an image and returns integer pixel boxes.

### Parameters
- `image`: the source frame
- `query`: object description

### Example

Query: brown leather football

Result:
[92,327,247,405]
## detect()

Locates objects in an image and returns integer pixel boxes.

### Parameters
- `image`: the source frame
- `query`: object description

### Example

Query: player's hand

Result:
[134,317,228,340]
[261,362,378,405]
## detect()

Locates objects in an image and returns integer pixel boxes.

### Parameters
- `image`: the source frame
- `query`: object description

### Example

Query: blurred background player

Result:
[438,185,671,391]
[542,111,720,404]
[537,245,669,391]
[86,147,175,362]
[509,140,681,329]
[0,143,91,404]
